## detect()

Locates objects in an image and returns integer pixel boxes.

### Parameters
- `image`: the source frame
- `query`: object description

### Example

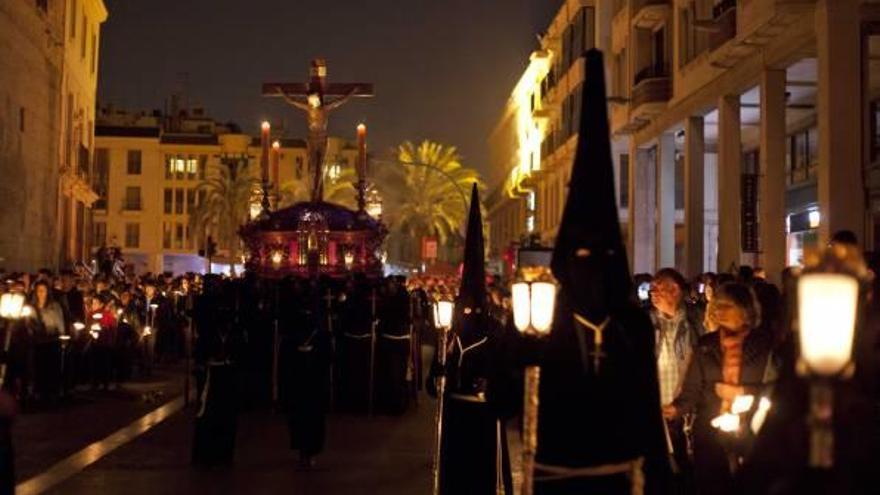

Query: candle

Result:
[260,121,270,183]
[272,140,281,199]
[357,123,367,179]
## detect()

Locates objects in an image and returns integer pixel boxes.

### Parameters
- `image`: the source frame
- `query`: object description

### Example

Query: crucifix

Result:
[262,59,373,203]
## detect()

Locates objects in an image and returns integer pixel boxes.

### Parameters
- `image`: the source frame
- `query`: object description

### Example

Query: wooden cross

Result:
[262,59,373,203]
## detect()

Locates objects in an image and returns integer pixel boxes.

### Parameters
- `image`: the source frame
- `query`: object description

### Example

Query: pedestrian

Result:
[665,282,778,495]
[30,280,65,402]
[649,267,703,492]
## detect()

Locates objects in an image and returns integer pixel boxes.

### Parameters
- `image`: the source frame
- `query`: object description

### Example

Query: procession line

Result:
[15,396,186,495]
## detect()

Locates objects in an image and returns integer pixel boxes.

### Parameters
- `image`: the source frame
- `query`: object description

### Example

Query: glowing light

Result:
[73,322,85,331]
[92,312,102,321]
[271,250,283,266]
[530,282,556,334]
[750,397,772,434]
[799,273,859,375]
[435,301,453,329]
[272,140,281,150]
[20,305,33,318]
[0,293,26,319]
[808,210,820,229]
[711,413,741,433]
[308,94,321,108]
[261,121,271,132]
[731,395,755,415]
[143,326,152,337]
[511,283,531,333]
[343,251,354,269]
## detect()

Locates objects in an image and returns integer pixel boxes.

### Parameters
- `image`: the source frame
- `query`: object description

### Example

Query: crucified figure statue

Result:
[262,59,373,203]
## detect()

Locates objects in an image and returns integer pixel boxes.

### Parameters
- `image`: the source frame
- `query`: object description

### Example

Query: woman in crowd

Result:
[664,282,779,495]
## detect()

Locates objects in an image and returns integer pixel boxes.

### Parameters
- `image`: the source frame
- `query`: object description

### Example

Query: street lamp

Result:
[511,270,556,495]
[796,245,863,468]
[431,298,454,495]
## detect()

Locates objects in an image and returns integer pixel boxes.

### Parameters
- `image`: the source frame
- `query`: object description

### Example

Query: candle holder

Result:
[431,298,454,495]
[795,243,868,468]
[511,267,556,495]
[0,293,26,388]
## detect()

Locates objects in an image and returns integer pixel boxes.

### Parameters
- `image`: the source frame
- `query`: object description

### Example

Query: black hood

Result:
[457,183,486,311]
[550,49,633,318]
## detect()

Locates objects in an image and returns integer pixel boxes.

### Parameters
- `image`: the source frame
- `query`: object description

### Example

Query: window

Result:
[175,223,184,249]
[186,189,195,214]
[198,155,207,180]
[124,223,140,248]
[674,153,685,210]
[80,15,87,59]
[619,154,630,208]
[175,189,184,214]
[127,150,142,174]
[93,149,109,209]
[19,107,25,133]
[94,221,106,247]
[124,187,141,210]
[70,0,77,39]
[162,223,171,249]
[186,226,193,250]
[90,33,97,74]
[164,188,173,214]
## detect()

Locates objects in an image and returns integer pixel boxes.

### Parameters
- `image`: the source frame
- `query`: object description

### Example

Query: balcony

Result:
[708,0,737,51]
[707,0,814,70]
[631,0,670,30]
[630,66,671,122]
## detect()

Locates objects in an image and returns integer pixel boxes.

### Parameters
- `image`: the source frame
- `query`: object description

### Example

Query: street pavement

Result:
[42,398,435,495]
[13,366,186,483]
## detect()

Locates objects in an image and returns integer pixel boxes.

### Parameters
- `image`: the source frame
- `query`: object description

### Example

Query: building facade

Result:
[0,0,106,272]
[94,106,360,275]
[489,0,880,284]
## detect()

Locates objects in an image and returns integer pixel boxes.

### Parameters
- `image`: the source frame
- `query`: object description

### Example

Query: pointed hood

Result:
[551,49,633,316]
[457,183,486,311]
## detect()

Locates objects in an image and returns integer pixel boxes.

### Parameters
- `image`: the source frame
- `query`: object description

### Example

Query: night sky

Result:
[98,0,561,188]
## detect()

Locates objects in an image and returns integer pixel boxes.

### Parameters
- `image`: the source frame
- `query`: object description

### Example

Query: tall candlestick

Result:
[357,123,367,212]
[272,140,281,202]
[357,123,367,178]
[260,121,271,183]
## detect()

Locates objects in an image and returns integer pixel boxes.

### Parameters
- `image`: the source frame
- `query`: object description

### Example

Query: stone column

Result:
[656,133,676,269]
[816,0,865,246]
[717,95,742,273]
[684,116,705,278]
[759,69,788,285]
[628,140,656,274]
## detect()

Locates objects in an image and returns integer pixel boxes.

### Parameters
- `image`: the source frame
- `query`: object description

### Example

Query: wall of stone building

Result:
[0,1,64,272]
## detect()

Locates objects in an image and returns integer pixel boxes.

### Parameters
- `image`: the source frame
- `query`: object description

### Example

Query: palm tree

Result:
[378,140,484,262]
[189,162,259,267]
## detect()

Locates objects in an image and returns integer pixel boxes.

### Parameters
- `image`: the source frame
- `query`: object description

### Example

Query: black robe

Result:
[430,316,517,495]
[281,289,332,456]
[191,288,242,467]
[335,286,374,414]
[534,299,668,494]
[376,288,412,415]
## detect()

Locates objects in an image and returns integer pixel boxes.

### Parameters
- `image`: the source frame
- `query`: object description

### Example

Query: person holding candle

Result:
[664,283,778,495]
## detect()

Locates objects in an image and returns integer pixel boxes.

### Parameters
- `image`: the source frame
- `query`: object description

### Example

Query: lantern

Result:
[798,273,859,376]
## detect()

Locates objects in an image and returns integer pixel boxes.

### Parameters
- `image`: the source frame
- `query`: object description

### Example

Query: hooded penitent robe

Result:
[531,49,669,495]
[429,184,518,495]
